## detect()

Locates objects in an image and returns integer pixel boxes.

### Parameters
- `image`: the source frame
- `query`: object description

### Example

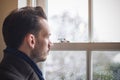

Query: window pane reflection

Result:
[45,51,86,80]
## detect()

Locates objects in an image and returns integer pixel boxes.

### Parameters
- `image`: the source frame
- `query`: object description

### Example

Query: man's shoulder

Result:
[0,53,39,80]
[0,62,24,80]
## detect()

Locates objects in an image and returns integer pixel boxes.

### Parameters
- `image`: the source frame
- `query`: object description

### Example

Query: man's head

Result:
[2,6,52,62]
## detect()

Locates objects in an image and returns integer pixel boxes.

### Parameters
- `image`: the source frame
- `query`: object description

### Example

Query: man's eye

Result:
[45,35,49,38]
[47,36,50,38]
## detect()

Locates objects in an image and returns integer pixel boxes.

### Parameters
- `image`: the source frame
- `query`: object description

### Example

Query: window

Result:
[45,51,86,80]
[36,0,120,80]
[93,0,120,42]
[48,0,88,42]
[92,51,120,80]
[18,0,36,8]
[18,0,27,8]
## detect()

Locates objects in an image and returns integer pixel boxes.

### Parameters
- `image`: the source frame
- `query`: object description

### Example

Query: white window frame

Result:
[34,0,120,80]
[51,43,120,80]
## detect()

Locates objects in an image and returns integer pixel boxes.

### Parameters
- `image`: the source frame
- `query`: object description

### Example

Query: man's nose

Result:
[48,40,54,48]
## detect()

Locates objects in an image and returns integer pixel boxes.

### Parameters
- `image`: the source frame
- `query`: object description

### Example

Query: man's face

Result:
[31,18,52,62]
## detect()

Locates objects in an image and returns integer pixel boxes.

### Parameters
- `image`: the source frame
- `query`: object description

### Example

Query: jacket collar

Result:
[4,47,44,80]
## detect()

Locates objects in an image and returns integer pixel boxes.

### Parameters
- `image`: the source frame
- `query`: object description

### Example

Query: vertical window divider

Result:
[87,50,92,80]
[88,0,93,80]
[27,0,32,6]
[88,0,93,43]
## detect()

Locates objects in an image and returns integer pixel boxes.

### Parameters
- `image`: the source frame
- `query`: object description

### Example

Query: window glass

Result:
[92,51,120,80]
[18,0,27,8]
[45,51,86,80]
[48,0,88,43]
[93,0,120,42]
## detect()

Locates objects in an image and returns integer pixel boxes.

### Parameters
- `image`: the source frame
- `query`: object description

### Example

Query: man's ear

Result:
[25,34,36,49]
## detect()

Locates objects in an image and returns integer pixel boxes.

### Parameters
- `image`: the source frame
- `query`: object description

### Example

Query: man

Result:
[0,6,53,80]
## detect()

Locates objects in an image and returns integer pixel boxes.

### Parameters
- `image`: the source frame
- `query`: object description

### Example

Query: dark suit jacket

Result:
[0,51,40,80]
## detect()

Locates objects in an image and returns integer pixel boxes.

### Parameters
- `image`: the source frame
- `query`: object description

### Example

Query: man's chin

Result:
[39,57,48,62]
[33,57,47,63]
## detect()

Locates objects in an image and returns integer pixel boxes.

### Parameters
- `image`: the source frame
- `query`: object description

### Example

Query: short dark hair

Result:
[2,6,47,48]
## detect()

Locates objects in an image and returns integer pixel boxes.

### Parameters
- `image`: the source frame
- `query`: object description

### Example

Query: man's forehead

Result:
[38,18,51,35]
[39,18,49,28]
